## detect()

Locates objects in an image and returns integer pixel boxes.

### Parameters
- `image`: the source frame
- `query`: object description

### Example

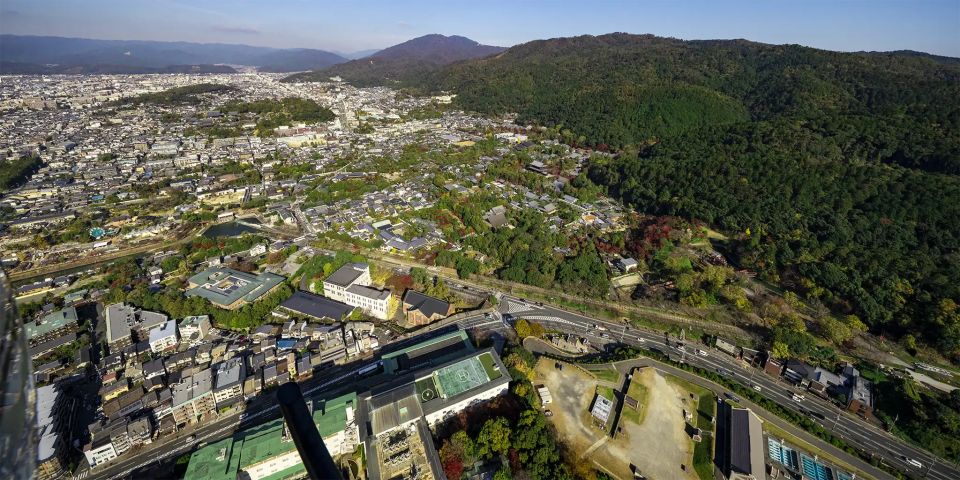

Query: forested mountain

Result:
[420,33,960,151]
[283,34,505,86]
[422,33,960,360]
[0,35,347,73]
[0,61,237,75]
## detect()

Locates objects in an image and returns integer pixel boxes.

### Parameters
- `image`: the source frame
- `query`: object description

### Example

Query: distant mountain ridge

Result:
[283,34,506,86]
[0,35,348,73]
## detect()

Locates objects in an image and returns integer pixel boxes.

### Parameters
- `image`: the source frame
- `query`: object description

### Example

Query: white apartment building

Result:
[322,263,390,320]
[178,315,210,345]
[148,320,179,353]
[83,441,117,467]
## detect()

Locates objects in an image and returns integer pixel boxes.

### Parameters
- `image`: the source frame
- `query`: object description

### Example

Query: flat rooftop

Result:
[280,290,354,321]
[324,263,367,288]
[25,306,77,341]
[187,267,285,307]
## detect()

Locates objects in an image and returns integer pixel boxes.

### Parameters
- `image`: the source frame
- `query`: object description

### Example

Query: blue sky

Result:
[1,0,958,56]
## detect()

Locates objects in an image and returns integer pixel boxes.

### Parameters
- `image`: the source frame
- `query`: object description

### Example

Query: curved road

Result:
[499,294,958,480]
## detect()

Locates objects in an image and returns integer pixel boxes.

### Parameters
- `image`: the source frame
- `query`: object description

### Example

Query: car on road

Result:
[903,457,923,469]
[696,349,708,357]
[593,324,607,331]
[752,384,762,392]
[792,393,805,402]
[186,435,196,443]
[544,409,553,417]
[636,337,645,343]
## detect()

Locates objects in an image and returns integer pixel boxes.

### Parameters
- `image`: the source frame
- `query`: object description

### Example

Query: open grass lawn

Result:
[665,375,717,480]
[592,368,620,384]
[622,372,650,425]
[478,351,502,380]
[597,385,615,402]
[692,436,713,480]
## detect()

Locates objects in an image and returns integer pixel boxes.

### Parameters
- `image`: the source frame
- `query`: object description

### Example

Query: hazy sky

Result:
[1,0,958,56]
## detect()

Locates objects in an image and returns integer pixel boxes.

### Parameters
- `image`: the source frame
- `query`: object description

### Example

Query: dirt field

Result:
[617,368,698,480]
[535,360,698,480]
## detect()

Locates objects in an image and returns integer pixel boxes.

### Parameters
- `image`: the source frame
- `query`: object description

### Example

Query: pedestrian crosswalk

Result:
[502,299,543,314]
[74,470,89,480]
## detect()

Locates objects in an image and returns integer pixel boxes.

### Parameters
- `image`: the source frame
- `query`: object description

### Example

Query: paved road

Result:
[86,361,374,480]
[500,295,959,480]
[84,308,508,480]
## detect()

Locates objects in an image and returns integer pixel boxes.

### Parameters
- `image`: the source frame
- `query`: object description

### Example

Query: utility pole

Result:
[679,329,687,364]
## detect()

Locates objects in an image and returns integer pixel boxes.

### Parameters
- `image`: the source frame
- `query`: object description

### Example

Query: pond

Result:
[201,220,260,239]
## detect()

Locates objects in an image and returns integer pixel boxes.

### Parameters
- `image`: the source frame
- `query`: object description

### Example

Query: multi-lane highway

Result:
[82,287,955,480]
[496,294,960,480]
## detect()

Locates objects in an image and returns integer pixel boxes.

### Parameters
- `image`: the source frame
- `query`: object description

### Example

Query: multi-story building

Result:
[24,306,78,346]
[212,357,245,408]
[186,267,285,310]
[170,369,215,426]
[83,434,118,468]
[322,263,372,303]
[148,319,178,353]
[35,384,71,480]
[105,303,168,350]
[185,328,510,480]
[178,315,211,345]
[323,263,391,320]
[185,392,360,480]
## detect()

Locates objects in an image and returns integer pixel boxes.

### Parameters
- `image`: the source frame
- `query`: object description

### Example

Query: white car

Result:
[753,385,762,392]
[696,349,708,357]
[904,457,923,469]
[636,337,646,343]
[792,393,805,402]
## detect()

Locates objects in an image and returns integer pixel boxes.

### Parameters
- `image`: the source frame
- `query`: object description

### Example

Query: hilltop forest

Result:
[410,34,960,361]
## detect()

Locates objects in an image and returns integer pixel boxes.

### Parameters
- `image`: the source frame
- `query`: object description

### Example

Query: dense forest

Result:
[399,33,960,361]
[111,83,236,106]
[586,118,960,359]
[222,97,336,134]
[0,153,43,192]
[419,34,959,152]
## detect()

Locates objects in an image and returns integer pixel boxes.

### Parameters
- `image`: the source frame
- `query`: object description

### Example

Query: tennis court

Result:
[434,356,490,399]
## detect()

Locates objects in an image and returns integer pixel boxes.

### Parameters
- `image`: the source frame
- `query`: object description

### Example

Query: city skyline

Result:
[1,0,958,57]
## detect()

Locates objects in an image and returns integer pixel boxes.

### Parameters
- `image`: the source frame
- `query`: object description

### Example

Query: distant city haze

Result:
[0,0,958,57]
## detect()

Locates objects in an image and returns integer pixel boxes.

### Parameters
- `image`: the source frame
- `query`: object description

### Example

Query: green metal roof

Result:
[381,329,471,375]
[183,437,235,480]
[235,419,299,470]
[185,418,305,480]
[313,391,356,439]
[186,267,285,307]
[24,307,77,341]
